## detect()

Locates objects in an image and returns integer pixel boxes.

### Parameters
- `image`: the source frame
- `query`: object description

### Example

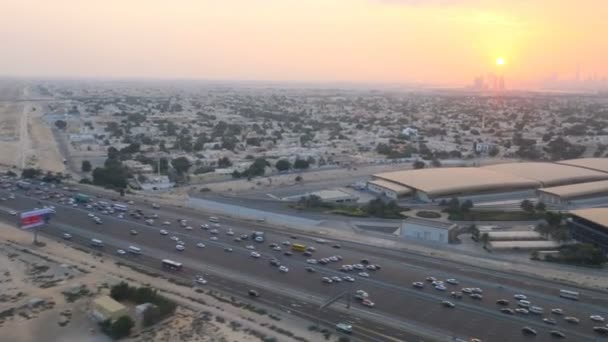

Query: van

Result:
[209,216,219,223]
[127,246,142,254]
[90,238,104,247]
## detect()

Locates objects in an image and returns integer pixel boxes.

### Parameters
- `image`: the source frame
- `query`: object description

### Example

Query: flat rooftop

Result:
[367,179,412,195]
[482,162,608,187]
[374,167,539,197]
[489,240,560,250]
[570,208,608,228]
[538,180,608,199]
[558,158,608,173]
[402,217,457,230]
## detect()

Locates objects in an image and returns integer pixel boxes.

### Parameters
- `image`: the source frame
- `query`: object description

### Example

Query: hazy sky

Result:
[1,0,607,87]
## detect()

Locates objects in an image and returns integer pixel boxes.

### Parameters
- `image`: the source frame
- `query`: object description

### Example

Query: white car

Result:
[201,224,210,229]
[306,259,317,264]
[160,230,169,235]
[272,246,282,251]
[515,308,529,315]
[343,276,355,282]
[196,243,206,248]
[282,241,291,246]
[518,300,531,308]
[322,277,333,284]
[177,240,185,246]
[358,272,369,278]
[590,315,605,322]
[412,282,424,288]
[116,249,126,255]
[435,285,447,291]
[8,210,16,216]
[529,306,544,314]
[117,214,124,219]
[195,276,207,285]
[176,244,185,251]
[62,233,72,240]
[278,266,289,273]
[170,236,179,241]
[210,229,218,234]
[162,221,171,226]
[551,308,564,315]
[250,252,261,258]
[87,213,95,217]
[210,236,218,241]
[224,247,233,253]
[331,276,342,283]
[315,238,327,244]
[226,230,234,236]
[246,245,256,250]
[185,226,193,231]
[255,236,264,243]
[446,278,459,285]
[514,294,527,300]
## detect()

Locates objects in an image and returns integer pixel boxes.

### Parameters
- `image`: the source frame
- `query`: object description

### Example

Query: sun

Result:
[496,57,506,66]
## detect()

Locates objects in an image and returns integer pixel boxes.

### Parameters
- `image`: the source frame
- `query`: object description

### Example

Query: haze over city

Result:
[2,0,608,89]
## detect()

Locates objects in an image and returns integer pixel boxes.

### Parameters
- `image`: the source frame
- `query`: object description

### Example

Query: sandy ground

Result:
[0,222,332,342]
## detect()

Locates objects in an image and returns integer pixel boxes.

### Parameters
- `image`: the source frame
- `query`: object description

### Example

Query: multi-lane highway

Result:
[1,182,608,341]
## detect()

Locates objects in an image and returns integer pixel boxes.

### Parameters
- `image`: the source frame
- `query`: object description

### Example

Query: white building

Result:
[401,127,419,137]
[140,176,174,192]
[400,217,457,244]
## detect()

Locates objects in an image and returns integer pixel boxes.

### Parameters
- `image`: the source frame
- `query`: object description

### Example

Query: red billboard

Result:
[19,208,54,229]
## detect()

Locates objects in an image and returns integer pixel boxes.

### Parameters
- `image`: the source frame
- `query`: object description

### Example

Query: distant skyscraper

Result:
[498,76,505,91]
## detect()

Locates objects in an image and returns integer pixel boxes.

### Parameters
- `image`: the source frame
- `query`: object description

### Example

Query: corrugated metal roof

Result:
[538,180,608,199]
[570,208,608,228]
[367,179,412,195]
[483,162,608,187]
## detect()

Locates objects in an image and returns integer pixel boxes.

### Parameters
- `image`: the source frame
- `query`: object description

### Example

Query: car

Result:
[517,300,531,308]
[335,322,353,334]
[224,247,233,253]
[361,299,375,307]
[564,316,579,324]
[272,246,282,251]
[435,285,447,291]
[195,276,207,285]
[529,306,544,315]
[185,226,193,231]
[177,240,185,246]
[332,244,341,249]
[461,288,472,294]
[210,229,218,234]
[353,264,364,270]
[451,291,463,299]
[248,289,259,297]
[471,288,483,294]
[226,230,234,236]
[282,241,291,246]
[116,249,126,255]
[593,326,608,335]
[425,276,436,282]
[318,259,328,265]
[234,237,242,242]
[366,264,377,271]
[543,318,557,325]
[176,244,185,251]
[500,308,514,315]
[269,259,280,267]
[255,236,264,243]
[358,272,369,278]
[160,229,168,235]
[62,233,72,240]
[343,276,355,282]
[521,327,537,336]
[331,276,342,283]
[315,238,326,244]
[446,278,459,285]
[170,236,179,241]
[303,251,313,257]
[240,234,249,240]
[130,229,138,235]
[278,266,289,273]
[515,308,529,315]
[283,251,292,256]
[201,224,210,229]
[470,293,483,300]
[322,277,333,284]
[514,294,527,300]
[210,236,218,241]
[590,315,605,322]
[246,245,255,250]
[441,300,455,308]
[551,308,564,315]
[354,290,368,300]
[306,246,316,252]
[305,266,316,273]
[496,299,509,306]
[145,219,154,226]
[87,213,95,217]
[250,252,261,258]
[549,330,566,339]
[432,280,444,286]
[196,243,206,248]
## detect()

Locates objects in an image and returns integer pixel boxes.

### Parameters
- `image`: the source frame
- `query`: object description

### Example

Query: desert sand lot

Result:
[0,82,65,173]
[0,222,328,342]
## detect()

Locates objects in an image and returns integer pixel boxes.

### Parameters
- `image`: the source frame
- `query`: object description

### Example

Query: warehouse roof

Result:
[558,158,608,173]
[486,231,544,241]
[489,240,561,250]
[570,208,608,228]
[482,162,608,187]
[367,179,413,195]
[93,296,126,314]
[374,167,539,197]
[538,180,608,199]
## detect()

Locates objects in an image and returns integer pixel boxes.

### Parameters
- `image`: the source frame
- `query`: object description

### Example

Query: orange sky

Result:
[1,0,607,87]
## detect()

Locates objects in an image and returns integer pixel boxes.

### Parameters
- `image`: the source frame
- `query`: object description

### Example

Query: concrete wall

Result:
[400,223,449,244]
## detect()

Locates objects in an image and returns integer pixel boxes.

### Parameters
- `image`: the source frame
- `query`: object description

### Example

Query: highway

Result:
[1,183,608,341]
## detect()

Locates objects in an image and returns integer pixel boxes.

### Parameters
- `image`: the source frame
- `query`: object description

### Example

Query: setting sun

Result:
[496,57,506,66]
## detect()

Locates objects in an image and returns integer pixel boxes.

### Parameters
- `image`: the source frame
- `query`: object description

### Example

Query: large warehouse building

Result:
[537,180,608,206]
[568,208,608,253]
[369,158,608,203]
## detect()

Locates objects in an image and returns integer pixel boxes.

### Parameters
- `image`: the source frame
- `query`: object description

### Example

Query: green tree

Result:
[446,197,460,213]
[109,315,134,339]
[81,160,92,172]
[21,168,42,179]
[460,199,474,213]
[54,120,67,130]
[275,159,291,171]
[293,159,309,170]
[171,157,192,175]
[217,156,232,168]
[413,160,426,169]
[520,199,535,213]
[245,158,269,177]
[535,202,546,212]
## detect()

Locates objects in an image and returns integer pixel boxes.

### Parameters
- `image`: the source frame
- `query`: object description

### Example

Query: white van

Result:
[209,216,220,223]
[127,246,142,254]
[90,238,104,247]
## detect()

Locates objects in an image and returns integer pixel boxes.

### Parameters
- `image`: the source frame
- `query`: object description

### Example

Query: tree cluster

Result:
[110,282,177,327]
[99,316,134,339]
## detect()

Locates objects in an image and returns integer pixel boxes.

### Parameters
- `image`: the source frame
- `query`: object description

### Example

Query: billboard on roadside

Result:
[19,208,54,229]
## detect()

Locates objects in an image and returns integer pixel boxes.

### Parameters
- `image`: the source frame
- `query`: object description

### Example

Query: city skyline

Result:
[1,0,607,89]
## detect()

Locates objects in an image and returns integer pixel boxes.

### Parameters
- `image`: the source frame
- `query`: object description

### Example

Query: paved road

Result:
[1,186,608,341]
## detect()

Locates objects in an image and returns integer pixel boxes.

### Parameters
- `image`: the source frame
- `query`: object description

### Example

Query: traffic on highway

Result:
[1,177,608,341]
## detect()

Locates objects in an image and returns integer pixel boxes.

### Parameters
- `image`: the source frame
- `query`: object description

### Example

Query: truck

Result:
[74,193,90,203]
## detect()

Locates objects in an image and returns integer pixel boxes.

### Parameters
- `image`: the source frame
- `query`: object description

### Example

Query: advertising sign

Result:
[19,208,54,229]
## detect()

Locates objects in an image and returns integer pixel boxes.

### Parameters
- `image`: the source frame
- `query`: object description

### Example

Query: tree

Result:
[446,197,460,213]
[54,120,67,130]
[109,315,134,339]
[245,158,269,177]
[535,202,546,212]
[460,199,474,213]
[295,175,303,182]
[81,160,92,172]
[520,199,535,213]
[171,157,192,175]
[431,158,441,167]
[413,160,426,169]
[275,159,291,172]
[293,159,309,170]
[21,168,42,179]
[217,156,232,168]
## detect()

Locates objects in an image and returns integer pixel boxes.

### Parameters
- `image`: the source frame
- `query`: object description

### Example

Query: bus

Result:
[559,289,579,301]
[162,259,183,271]
[113,204,128,212]
[127,246,142,255]
[209,216,220,223]
[90,238,104,247]
[291,243,307,252]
